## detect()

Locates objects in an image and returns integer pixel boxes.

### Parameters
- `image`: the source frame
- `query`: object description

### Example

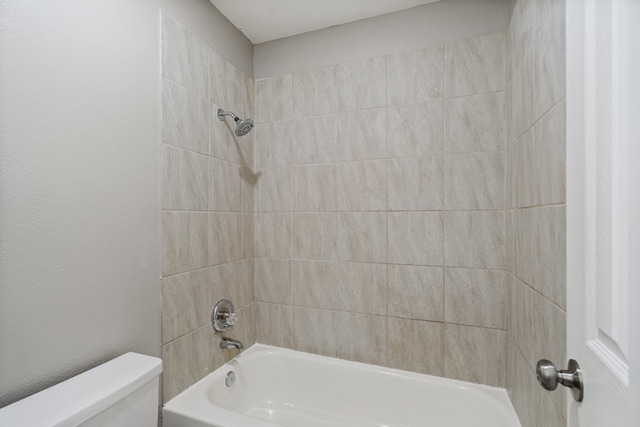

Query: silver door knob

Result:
[536,359,584,402]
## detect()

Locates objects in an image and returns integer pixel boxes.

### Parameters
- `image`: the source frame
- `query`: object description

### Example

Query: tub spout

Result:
[220,337,243,350]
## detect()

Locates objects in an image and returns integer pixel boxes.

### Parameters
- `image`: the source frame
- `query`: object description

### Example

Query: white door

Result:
[566,0,640,426]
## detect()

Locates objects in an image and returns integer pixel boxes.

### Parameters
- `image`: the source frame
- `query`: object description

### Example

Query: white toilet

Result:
[0,352,162,427]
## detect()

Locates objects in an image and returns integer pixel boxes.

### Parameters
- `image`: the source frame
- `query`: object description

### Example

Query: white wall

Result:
[254,0,508,78]
[0,0,162,406]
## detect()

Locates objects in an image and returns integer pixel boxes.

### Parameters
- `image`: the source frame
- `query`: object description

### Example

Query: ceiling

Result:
[209,0,441,44]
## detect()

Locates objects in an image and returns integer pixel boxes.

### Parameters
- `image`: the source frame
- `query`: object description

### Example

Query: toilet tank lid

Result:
[0,352,162,427]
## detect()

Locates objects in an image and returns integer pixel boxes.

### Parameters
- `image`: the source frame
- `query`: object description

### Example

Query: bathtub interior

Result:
[163,344,522,427]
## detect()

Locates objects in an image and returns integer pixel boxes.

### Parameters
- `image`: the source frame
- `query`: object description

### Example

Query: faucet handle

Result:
[212,299,238,332]
[227,312,238,326]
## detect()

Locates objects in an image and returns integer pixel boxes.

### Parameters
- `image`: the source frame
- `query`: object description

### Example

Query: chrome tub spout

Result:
[220,337,244,350]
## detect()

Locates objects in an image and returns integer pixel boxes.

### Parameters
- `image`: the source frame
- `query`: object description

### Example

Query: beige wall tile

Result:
[533,0,565,119]
[513,127,535,208]
[388,156,444,211]
[444,151,505,210]
[444,211,506,269]
[506,210,516,272]
[514,206,565,308]
[210,157,242,212]
[236,127,254,169]
[444,324,506,387]
[162,144,209,211]
[337,56,387,111]
[292,66,338,118]
[162,269,211,343]
[508,343,536,427]
[161,14,208,98]
[388,265,444,321]
[254,258,291,304]
[209,212,242,265]
[336,160,387,211]
[161,326,215,402]
[211,261,245,308]
[255,74,293,123]
[242,258,255,306]
[292,307,337,357]
[291,115,337,165]
[292,260,337,310]
[335,262,387,315]
[509,0,536,75]
[255,213,291,258]
[388,318,443,376]
[509,275,537,372]
[256,303,293,348]
[241,303,257,347]
[337,212,387,263]
[292,164,336,212]
[388,212,444,266]
[534,100,565,206]
[336,312,387,366]
[242,73,255,122]
[209,49,242,115]
[255,166,291,212]
[445,268,507,329]
[337,108,387,161]
[210,101,244,164]
[387,44,444,106]
[162,79,208,155]
[388,100,444,158]
[291,213,337,261]
[445,32,506,97]
[536,206,566,309]
[241,167,256,213]
[513,103,565,209]
[254,120,293,168]
[242,213,254,259]
[513,52,536,138]
[161,211,209,276]
[445,91,505,154]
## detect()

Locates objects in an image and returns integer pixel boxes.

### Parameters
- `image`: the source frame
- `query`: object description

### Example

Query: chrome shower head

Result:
[234,117,254,137]
[217,108,254,137]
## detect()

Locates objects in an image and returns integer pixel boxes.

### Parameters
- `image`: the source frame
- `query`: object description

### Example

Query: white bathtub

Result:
[163,344,521,427]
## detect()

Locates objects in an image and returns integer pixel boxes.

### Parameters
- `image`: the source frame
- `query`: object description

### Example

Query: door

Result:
[566,0,640,426]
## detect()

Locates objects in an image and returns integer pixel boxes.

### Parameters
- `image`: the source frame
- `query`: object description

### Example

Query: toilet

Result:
[0,352,162,427]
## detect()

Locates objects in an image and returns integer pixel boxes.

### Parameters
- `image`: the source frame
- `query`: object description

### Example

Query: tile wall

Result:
[506,0,567,426]
[253,31,509,387]
[160,13,256,402]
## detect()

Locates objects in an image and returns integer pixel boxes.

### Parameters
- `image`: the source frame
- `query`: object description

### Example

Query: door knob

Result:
[536,359,584,402]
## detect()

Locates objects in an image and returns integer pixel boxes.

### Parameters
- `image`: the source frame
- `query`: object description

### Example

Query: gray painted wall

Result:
[254,0,508,78]
[0,0,162,407]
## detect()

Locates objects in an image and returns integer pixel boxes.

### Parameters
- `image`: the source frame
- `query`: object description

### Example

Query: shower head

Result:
[217,108,254,137]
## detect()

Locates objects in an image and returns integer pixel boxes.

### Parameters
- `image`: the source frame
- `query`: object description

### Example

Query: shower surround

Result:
[252,32,507,385]
[161,2,567,426]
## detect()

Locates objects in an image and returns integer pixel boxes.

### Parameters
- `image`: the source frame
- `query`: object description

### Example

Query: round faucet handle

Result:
[227,312,238,326]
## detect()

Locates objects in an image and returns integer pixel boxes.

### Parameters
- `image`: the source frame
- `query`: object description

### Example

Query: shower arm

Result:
[217,109,239,122]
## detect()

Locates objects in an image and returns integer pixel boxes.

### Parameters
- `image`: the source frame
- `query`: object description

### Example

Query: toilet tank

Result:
[0,352,162,427]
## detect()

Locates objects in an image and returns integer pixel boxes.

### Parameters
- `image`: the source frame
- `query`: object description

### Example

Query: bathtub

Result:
[162,344,521,427]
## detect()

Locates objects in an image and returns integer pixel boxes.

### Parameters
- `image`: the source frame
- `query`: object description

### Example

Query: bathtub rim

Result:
[162,343,521,427]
